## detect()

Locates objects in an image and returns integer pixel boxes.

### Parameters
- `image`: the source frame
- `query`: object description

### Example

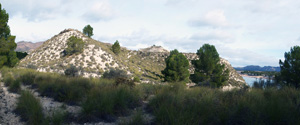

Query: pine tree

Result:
[191,44,228,88]
[64,36,84,56]
[0,3,18,68]
[83,24,93,38]
[162,49,190,82]
[112,40,120,55]
[279,46,300,88]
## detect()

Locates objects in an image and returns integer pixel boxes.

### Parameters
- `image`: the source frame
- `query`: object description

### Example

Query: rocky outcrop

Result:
[139,45,169,53]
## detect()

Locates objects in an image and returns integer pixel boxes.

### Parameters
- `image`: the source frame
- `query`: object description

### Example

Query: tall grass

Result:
[16,90,44,125]
[149,84,300,125]
[80,84,141,122]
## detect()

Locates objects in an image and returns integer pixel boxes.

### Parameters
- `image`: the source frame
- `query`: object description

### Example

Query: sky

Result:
[2,0,300,67]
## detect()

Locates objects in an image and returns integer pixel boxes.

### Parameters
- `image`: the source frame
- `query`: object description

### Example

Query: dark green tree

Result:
[279,46,300,88]
[0,3,18,68]
[112,40,120,55]
[191,44,228,88]
[83,24,93,38]
[64,36,84,56]
[162,49,190,82]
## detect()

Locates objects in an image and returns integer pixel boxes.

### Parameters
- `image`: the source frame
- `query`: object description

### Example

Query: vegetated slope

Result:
[19,29,246,87]
[16,41,44,52]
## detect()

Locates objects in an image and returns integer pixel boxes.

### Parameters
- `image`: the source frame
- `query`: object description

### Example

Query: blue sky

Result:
[2,0,300,67]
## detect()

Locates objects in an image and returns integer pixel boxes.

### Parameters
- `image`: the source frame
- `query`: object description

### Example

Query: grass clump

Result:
[16,90,44,125]
[80,84,141,122]
[3,73,14,86]
[8,78,21,93]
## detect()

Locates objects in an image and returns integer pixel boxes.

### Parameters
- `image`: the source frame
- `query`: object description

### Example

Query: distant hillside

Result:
[234,65,280,72]
[19,29,246,87]
[16,41,44,52]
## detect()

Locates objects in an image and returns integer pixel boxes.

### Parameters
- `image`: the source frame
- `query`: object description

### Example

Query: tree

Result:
[279,46,300,88]
[83,24,93,38]
[112,40,120,55]
[191,44,228,88]
[64,36,84,56]
[162,49,190,82]
[0,3,18,68]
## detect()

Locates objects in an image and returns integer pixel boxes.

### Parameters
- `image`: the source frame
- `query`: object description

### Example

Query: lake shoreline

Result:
[240,74,269,79]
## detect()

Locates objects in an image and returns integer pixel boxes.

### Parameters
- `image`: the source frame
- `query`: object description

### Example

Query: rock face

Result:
[16,41,44,52]
[19,29,246,87]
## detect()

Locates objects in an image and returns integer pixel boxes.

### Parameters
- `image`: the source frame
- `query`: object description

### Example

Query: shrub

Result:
[80,85,141,122]
[133,76,140,83]
[3,73,14,86]
[19,70,36,85]
[102,68,129,80]
[16,90,44,125]
[64,65,79,77]
[8,78,21,93]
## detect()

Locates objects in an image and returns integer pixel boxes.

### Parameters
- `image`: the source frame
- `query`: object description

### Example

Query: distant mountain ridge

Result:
[234,65,280,72]
[16,41,44,52]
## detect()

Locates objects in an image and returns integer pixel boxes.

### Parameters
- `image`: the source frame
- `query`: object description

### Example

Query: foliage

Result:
[191,44,228,88]
[0,4,18,68]
[16,51,28,60]
[64,65,79,77]
[83,24,93,37]
[80,85,141,122]
[162,49,190,82]
[16,90,44,125]
[112,40,121,55]
[279,46,300,88]
[149,85,300,125]
[102,68,129,79]
[64,36,84,56]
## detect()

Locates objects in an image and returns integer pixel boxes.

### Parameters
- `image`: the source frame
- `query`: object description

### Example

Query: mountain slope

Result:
[16,41,44,52]
[19,29,246,87]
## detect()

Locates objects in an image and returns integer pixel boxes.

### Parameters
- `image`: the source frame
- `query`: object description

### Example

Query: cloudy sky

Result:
[2,0,300,67]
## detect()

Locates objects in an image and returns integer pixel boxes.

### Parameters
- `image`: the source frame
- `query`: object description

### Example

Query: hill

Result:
[18,29,246,87]
[16,41,44,52]
[234,65,280,72]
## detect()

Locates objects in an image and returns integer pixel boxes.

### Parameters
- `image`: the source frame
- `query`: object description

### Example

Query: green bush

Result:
[16,90,44,125]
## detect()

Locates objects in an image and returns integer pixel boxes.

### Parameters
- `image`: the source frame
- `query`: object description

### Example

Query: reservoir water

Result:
[242,76,258,87]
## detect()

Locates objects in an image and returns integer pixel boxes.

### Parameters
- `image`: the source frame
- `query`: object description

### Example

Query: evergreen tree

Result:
[191,44,228,88]
[112,40,120,55]
[279,46,300,88]
[83,24,93,37]
[64,36,84,56]
[162,49,190,82]
[0,3,18,68]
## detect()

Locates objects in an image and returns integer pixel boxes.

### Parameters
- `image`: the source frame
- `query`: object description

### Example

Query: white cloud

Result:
[188,10,229,28]
[190,30,233,42]
[82,1,114,22]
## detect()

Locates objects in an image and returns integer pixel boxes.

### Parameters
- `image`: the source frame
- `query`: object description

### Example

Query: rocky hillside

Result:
[19,29,246,87]
[16,41,44,52]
